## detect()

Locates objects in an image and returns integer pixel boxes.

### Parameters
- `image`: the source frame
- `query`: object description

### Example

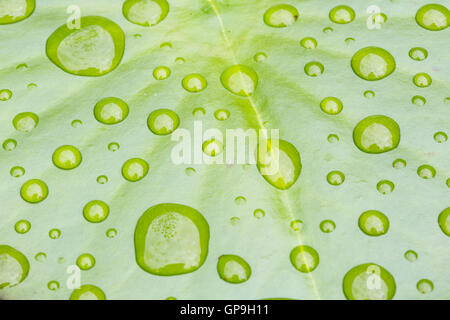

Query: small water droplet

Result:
[76,253,95,270]
[0,89,13,101]
[415,4,449,31]
[412,95,426,106]
[358,210,389,236]
[320,97,343,115]
[83,200,109,223]
[217,254,251,284]
[70,284,106,300]
[376,180,394,194]
[97,175,108,184]
[123,0,169,27]
[48,280,60,291]
[290,219,304,231]
[147,108,180,135]
[185,167,196,176]
[327,170,345,186]
[263,4,299,28]
[220,65,258,97]
[327,134,339,143]
[300,37,317,49]
[10,166,25,178]
[323,26,334,33]
[52,145,82,170]
[254,52,267,62]
[230,217,240,226]
[417,164,436,179]
[49,228,61,239]
[71,119,82,128]
[106,228,118,238]
[438,207,450,236]
[122,158,149,182]
[329,5,355,24]
[304,61,324,77]
[320,220,336,233]
[234,196,246,205]
[413,72,432,88]
[108,142,120,152]
[392,158,406,169]
[364,90,375,99]
[433,131,447,143]
[16,63,28,71]
[417,279,434,294]
[153,66,171,80]
[202,139,223,157]
[94,97,129,125]
[290,245,319,273]
[14,220,31,234]
[253,209,265,219]
[3,138,17,151]
[12,112,39,132]
[409,47,428,61]
[353,115,400,154]
[351,47,396,81]
[404,250,418,262]
[175,57,185,64]
[35,252,47,262]
[182,74,207,92]
[193,107,205,117]
[214,109,230,121]
[20,179,48,203]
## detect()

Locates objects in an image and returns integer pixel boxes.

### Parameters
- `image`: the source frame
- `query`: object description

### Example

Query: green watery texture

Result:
[0,0,449,300]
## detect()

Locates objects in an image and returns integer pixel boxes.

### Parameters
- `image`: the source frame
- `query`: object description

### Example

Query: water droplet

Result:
[49,228,61,239]
[446,178,450,188]
[20,179,48,203]
[409,47,428,61]
[253,209,265,219]
[376,180,394,194]
[0,0,35,24]
[323,27,334,33]
[122,158,149,182]
[417,279,434,294]
[300,37,317,49]
[217,255,251,284]
[106,228,118,238]
[263,4,299,28]
[404,250,418,262]
[71,119,82,128]
[108,142,120,152]
[214,109,230,121]
[234,196,246,205]
[290,245,319,273]
[46,16,125,76]
[413,73,432,88]
[254,52,267,62]
[134,203,210,276]
[147,108,180,135]
[320,220,336,233]
[353,115,400,154]
[351,47,396,81]
[345,37,355,45]
[182,73,207,93]
[47,280,60,291]
[153,66,171,80]
[14,220,31,234]
[70,284,106,300]
[0,89,12,101]
[343,263,396,300]
[0,245,29,288]
[97,175,108,184]
[185,167,196,176]
[415,4,449,31]
[412,95,426,106]
[433,131,447,143]
[27,83,37,90]
[83,200,109,223]
[327,134,339,143]
[371,12,388,25]
[358,210,389,236]
[220,65,258,97]
[320,97,343,115]
[123,0,169,27]
[202,139,223,157]
[94,97,129,125]
[329,5,355,24]
[166,296,176,300]
[160,42,172,49]
[175,57,185,64]
[392,158,406,169]
[10,166,25,178]
[193,107,205,117]
[76,253,95,271]
[364,90,375,99]
[16,63,28,71]
[417,164,436,179]
[12,112,39,132]
[35,252,47,262]
[327,170,345,186]
[230,217,240,226]
[257,139,302,190]
[438,207,450,236]
[304,61,324,77]
[290,219,304,231]
[3,138,17,151]
[52,145,82,170]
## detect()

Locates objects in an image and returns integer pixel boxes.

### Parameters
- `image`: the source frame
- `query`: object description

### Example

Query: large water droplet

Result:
[122,158,149,182]
[0,245,29,288]
[217,254,251,284]
[0,0,35,24]
[257,139,302,190]
[147,109,179,135]
[134,203,210,276]
[263,4,299,28]
[20,179,48,203]
[94,97,129,125]
[343,263,396,300]
[358,210,389,236]
[46,16,125,76]
[290,245,319,273]
[415,4,450,31]
[353,115,400,154]
[329,5,355,24]
[438,207,450,236]
[70,284,106,300]
[12,112,38,132]
[351,47,396,81]
[182,74,207,93]
[123,0,169,27]
[220,65,258,97]
[52,145,82,170]
[83,200,109,223]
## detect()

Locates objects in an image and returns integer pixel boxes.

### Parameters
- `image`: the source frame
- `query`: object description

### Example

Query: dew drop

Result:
[364,90,375,99]
[327,134,339,143]
[123,0,169,27]
[0,89,12,101]
[182,74,207,93]
[253,209,265,219]
[329,5,355,24]
[413,73,432,88]
[320,97,343,115]
[433,131,447,143]
[153,66,171,80]
[94,97,129,125]
[404,250,418,262]
[353,115,400,154]
[147,108,180,135]
[343,263,396,300]
[193,107,205,117]
[300,37,317,49]
[290,219,304,231]
[76,253,95,271]
[220,65,258,97]
[412,95,426,106]
[320,220,336,233]
[70,284,106,300]
[10,166,25,178]
[175,57,185,64]
[263,4,299,28]
[304,61,324,77]
[323,27,334,33]
[230,217,240,226]
[160,42,172,49]
[358,210,389,236]
[217,254,251,284]
[415,4,449,31]
[214,109,230,121]
[49,228,61,239]
[122,158,149,182]
[46,16,125,76]
[52,145,82,170]
[409,47,428,61]
[71,119,82,128]
[257,139,302,190]
[234,196,246,205]
[20,179,48,203]
[0,0,35,24]
[97,175,108,184]
[438,207,450,236]
[134,203,210,276]
[202,139,223,157]
[27,83,37,90]
[417,164,436,179]
[108,142,120,152]
[12,112,39,132]
[83,200,109,223]
[3,138,17,151]
[290,245,319,273]
[106,228,118,238]
[345,37,355,45]
[417,279,434,294]
[35,252,47,262]
[376,180,394,194]
[0,245,30,288]
[16,63,28,71]
[185,167,196,176]
[351,47,396,81]
[14,220,31,234]
[326,170,345,186]
[48,280,60,291]
[392,158,406,169]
